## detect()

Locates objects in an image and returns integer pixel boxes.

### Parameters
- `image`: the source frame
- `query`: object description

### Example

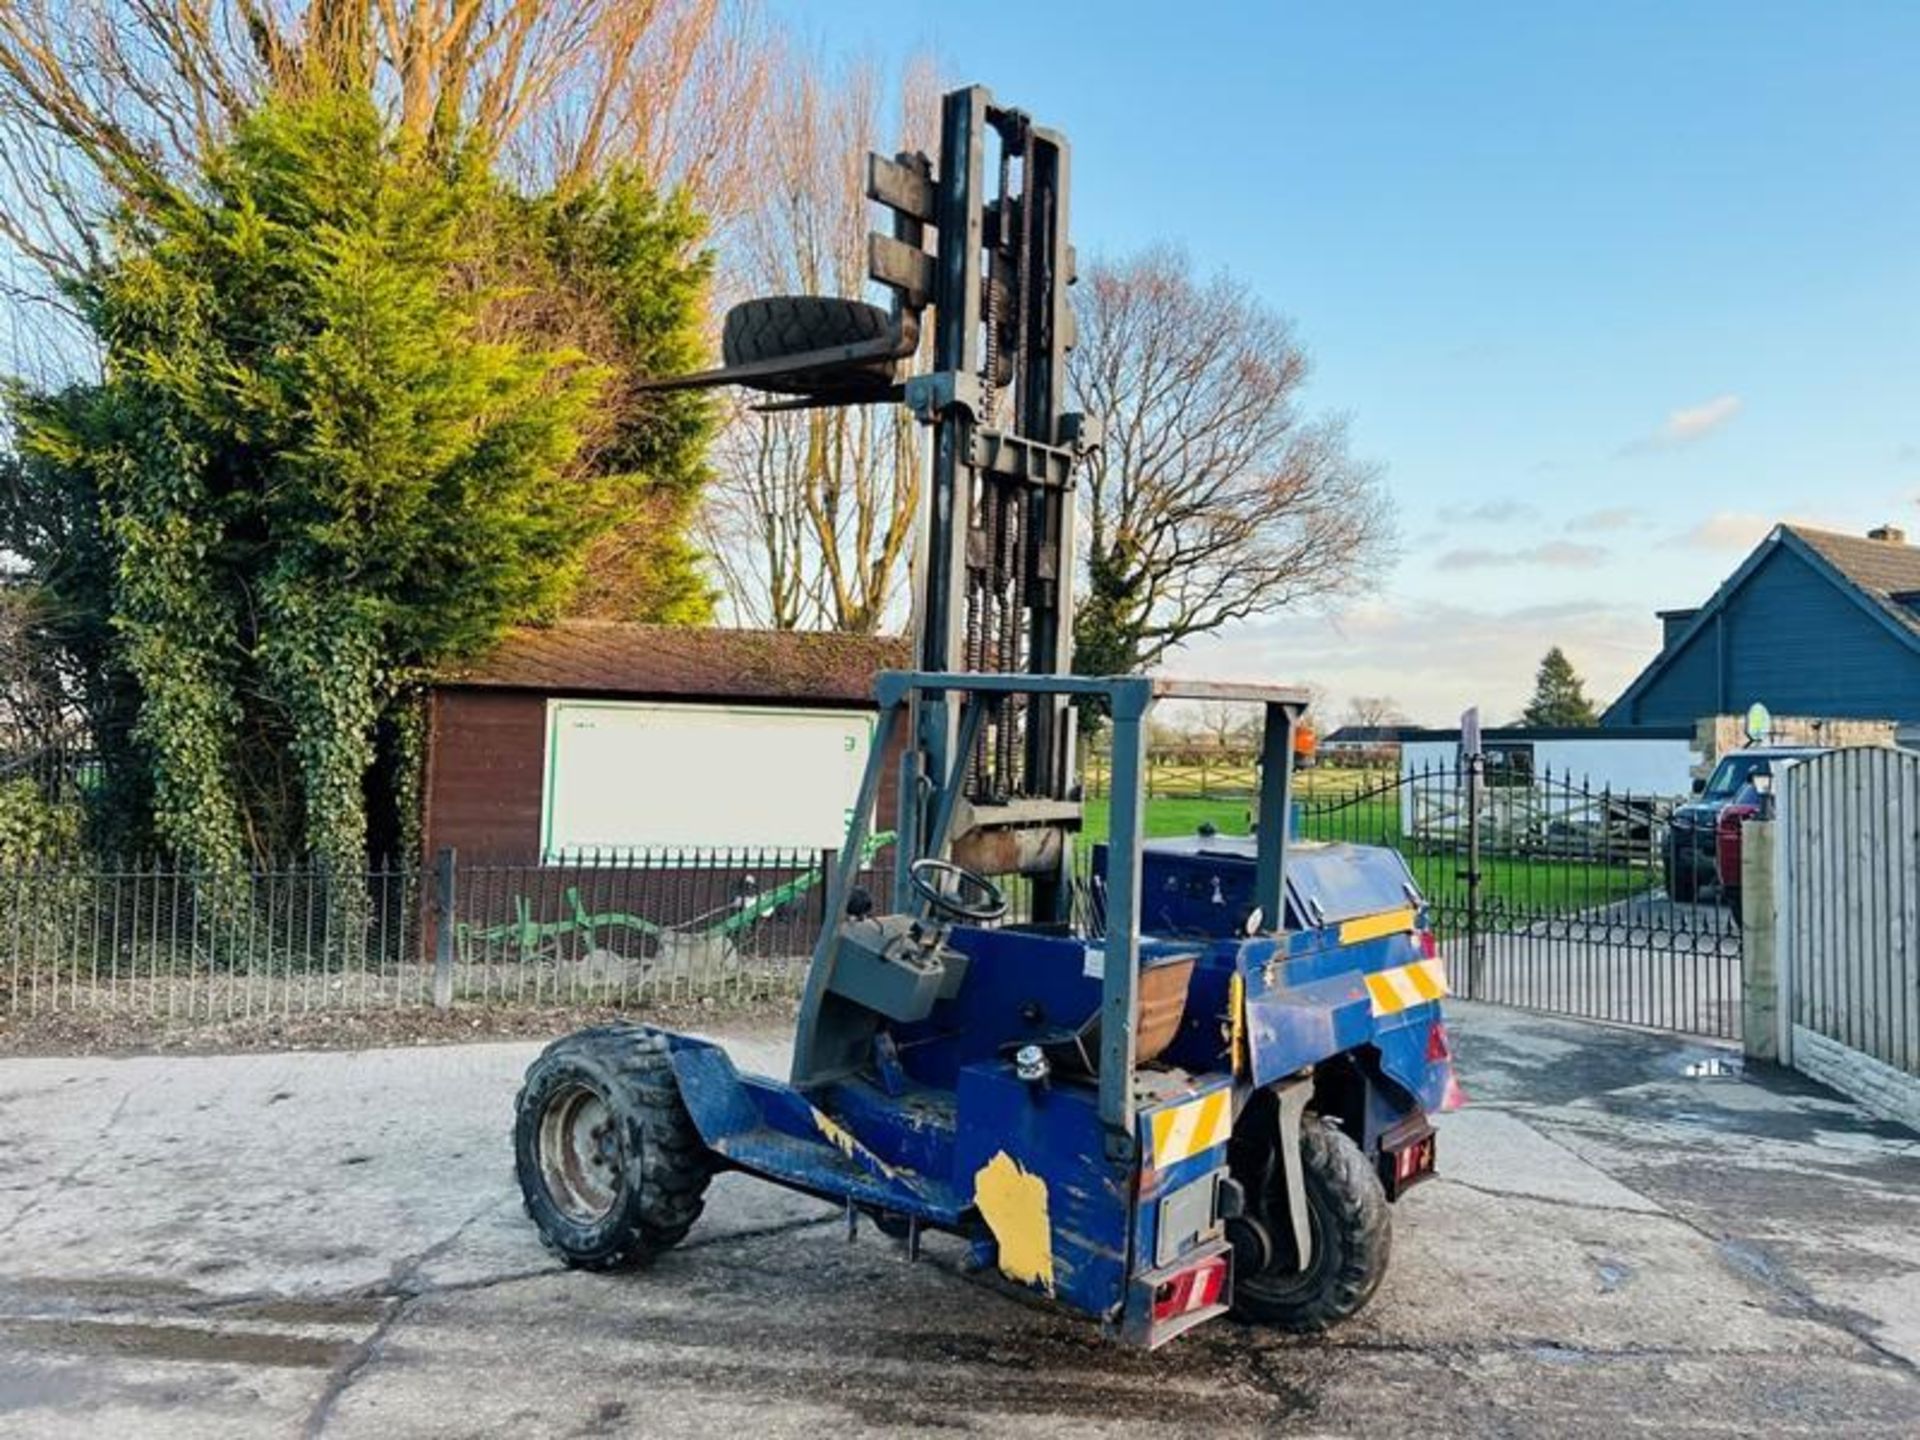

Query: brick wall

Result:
[1695,713,1897,777]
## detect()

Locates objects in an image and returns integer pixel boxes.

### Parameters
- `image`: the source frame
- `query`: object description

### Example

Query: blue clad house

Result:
[1604,523,1920,734]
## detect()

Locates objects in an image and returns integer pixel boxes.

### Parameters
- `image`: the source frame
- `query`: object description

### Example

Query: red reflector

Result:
[1428,1019,1468,1110]
[1152,1255,1228,1323]
[1417,929,1438,960]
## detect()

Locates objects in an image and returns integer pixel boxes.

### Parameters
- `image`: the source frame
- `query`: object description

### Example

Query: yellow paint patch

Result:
[810,1107,897,1180]
[1338,907,1418,945]
[1227,972,1248,1078]
[973,1151,1055,1294]
[1148,1089,1234,1168]
[1364,958,1450,1016]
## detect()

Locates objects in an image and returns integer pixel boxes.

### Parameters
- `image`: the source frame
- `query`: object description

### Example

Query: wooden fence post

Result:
[433,846,457,1010]
[1741,820,1778,1062]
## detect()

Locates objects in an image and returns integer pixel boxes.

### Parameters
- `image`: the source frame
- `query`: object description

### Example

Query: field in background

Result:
[1077,765,1660,916]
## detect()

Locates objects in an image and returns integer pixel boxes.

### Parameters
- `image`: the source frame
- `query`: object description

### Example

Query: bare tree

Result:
[1193,700,1259,750]
[1341,695,1409,731]
[0,0,773,285]
[1069,247,1393,676]
[701,53,937,632]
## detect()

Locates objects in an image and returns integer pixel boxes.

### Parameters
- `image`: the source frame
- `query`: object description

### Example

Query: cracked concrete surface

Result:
[0,1002,1916,1437]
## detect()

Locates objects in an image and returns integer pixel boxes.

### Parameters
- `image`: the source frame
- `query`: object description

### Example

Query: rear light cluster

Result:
[1417,928,1439,960]
[1152,1254,1228,1322]
[1428,1019,1468,1111]
[1392,1137,1433,1186]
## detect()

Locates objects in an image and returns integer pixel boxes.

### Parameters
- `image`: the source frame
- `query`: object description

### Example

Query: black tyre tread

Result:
[722,295,891,368]
[513,1025,713,1270]
[1231,1117,1392,1332]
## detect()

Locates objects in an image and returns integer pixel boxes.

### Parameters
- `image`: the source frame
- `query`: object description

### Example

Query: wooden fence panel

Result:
[1782,748,1920,1078]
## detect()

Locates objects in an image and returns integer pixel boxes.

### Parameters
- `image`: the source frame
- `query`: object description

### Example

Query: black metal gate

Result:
[1299,763,1742,1040]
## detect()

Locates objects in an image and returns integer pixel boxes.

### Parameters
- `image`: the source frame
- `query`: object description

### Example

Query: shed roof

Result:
[438,621,909,706]
[1322,725,1417,744]
[1403,724,1693,743]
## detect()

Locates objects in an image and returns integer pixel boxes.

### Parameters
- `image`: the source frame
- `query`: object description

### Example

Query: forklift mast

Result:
[884,88,1096,923]
[650,83,1101,920]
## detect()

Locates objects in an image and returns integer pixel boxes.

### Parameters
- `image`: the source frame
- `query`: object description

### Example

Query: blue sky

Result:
[772,0,1920,723]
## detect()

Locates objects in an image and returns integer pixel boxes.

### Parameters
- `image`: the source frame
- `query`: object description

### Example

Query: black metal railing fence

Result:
[0,845,893,1021]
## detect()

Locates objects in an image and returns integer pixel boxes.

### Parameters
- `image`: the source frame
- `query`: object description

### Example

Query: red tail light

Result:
[1417,928,1438,960]
[1152,1254,1228,1322]
[1429,1019,1468,1110]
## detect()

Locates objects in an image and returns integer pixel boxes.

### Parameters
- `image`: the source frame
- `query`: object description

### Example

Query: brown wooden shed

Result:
[423,622,909,864]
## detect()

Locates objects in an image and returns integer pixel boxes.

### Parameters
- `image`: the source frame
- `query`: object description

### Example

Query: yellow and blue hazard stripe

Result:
[1364,957,1448,1016]
[1147,1089,1235,1168]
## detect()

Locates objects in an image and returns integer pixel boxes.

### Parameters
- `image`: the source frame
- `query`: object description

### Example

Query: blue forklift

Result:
[513,85,1459,1346]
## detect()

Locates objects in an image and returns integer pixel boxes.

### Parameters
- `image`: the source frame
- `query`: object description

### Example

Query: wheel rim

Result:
[538,1082,623,1223]
[1237,1158,1333,1304]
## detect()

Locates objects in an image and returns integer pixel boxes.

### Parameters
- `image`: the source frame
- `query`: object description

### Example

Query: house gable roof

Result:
[1788,526,1920,642]
[1604,524,1920,722]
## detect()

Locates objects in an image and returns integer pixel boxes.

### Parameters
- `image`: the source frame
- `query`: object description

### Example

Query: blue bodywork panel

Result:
[1101,835,1418,937]
[889,926,1105,1087]
[667,1036,968,1222]
[950,1062,1132,1316]
[1125,836,1456,1144]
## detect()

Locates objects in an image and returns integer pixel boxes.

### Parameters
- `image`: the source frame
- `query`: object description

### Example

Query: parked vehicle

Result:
[1714,779,1774,918]
[1664,746,1825,902]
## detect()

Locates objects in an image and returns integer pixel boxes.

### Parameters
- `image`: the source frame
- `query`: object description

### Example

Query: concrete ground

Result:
[1,1003,1916,1438]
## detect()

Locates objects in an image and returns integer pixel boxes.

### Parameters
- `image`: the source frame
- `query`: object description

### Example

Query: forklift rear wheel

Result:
[1231,1117,1391,1332]
[721,296,899,393]
[514,1025,712,1270]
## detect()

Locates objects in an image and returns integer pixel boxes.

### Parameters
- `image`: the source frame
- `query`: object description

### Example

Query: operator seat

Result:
[1026,949,1197,1079]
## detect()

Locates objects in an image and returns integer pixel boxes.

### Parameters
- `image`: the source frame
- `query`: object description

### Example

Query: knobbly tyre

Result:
[513,83,1461,1347]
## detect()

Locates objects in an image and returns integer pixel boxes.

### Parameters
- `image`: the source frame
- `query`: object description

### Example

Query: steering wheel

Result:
[908,857,1008,923]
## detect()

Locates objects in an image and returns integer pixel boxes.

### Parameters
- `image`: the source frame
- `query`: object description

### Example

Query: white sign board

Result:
[540,700,873,859]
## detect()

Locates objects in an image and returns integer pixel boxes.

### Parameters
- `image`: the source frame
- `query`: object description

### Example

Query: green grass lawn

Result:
[1077,791,1656,917]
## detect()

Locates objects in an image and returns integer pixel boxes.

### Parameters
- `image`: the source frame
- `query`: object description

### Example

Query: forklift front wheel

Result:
[1230,1118,1391,1332]
[514,1026,713,1270]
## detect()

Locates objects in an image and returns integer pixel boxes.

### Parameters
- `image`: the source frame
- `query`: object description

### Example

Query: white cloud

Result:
[1566,506,1645,533]
[1435,540,1608,571]
[1668,510,1774,552]
[1168,598,1659,728]
[1661,393,1743,442]
[1663,505,1890,553]
[1438,498,1538,525]
[1623,393,1743,453]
